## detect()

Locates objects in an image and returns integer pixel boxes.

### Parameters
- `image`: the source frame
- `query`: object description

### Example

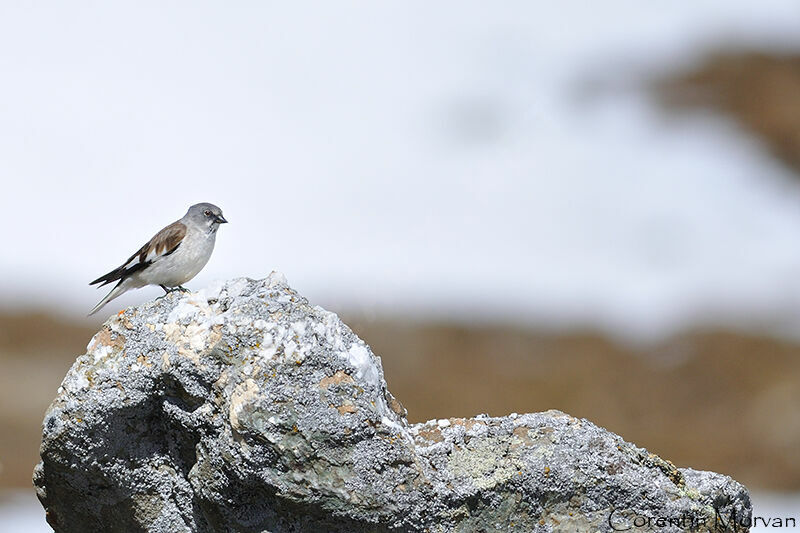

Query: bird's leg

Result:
[155,285,172,301]
[158,285,189,295]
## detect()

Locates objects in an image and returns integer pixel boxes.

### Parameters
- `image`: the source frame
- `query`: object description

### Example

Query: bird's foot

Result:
[159,285,190,295]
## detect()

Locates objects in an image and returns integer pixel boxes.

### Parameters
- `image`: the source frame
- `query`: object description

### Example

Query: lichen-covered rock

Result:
[34,274,751,532]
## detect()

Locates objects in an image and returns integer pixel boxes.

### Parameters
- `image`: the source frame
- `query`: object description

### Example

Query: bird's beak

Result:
[215,215,228,224]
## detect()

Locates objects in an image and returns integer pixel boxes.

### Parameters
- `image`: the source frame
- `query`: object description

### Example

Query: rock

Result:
[35,274,752,532]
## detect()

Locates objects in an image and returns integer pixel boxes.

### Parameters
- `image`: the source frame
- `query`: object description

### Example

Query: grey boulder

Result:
[34,274,751,532]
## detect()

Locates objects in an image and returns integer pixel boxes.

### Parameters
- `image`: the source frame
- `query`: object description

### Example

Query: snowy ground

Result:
[3,2,800,341]
[2,489,796,532]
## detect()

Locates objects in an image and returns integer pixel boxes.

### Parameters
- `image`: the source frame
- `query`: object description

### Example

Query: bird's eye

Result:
[204,210,211,216]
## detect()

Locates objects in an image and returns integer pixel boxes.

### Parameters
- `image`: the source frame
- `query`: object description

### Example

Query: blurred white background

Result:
[2,2,800,340]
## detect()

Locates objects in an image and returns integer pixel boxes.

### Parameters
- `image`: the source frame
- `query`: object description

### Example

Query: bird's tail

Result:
[89,280,128,316]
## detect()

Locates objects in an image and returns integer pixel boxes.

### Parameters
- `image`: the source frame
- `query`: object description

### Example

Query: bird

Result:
[89,202,228,316]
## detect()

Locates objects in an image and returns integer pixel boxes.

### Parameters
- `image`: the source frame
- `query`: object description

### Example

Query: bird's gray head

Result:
[185,202,228,230]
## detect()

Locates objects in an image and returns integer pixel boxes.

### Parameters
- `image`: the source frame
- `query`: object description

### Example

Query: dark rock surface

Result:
[35,274,751,532]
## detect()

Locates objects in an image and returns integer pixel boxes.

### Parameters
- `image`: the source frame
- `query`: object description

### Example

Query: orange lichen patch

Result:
[509,425,535,451]
[652,455,683,488]
[88,327,126,352]
[387,394,406,418]
[336,402,358,415]
[512,425,533,442]
[319,370,355,389]
[466,419,486,431]
[416,427,444,443]
[441,418,486,432]
[537,426,555,437]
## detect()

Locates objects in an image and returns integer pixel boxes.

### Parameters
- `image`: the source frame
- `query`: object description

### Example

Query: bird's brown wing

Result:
[90,221,187,287]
